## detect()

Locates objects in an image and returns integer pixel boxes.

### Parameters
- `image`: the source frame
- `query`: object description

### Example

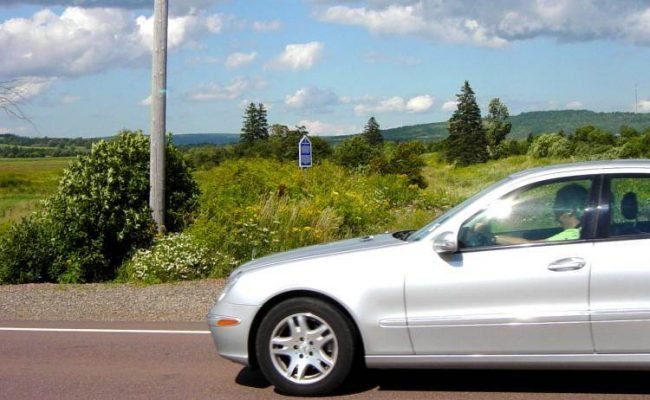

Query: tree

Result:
[240,103,269,144]
[484,98,512,159]
[445,81,488,166]
[362,116,383,146]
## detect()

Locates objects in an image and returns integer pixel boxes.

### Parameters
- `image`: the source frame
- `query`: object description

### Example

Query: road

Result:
[1,321,650,400]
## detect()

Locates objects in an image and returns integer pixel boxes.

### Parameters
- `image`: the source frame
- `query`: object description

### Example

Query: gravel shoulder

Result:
[0,279,225,322]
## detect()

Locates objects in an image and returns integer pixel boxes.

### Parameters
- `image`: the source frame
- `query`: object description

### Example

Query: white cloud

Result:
[285,87,340,112]
[0,7,227,80]
[188,77,266,101]
[135,12,226,50]
[354,94,433,115]
[355,96,405,115]
[268,42,324,70]
[316,0,650,47]
[565,100,583,110]
[442,100,458,112]
[638,100,650,113]
[319,3,506,48]
[297,120,357,136]
[406,94,434,113]
[225,52,257,69]
[253,20,282,32]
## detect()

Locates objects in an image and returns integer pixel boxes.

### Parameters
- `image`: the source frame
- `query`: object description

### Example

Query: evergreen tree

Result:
[240,103,269,144]
[446,81,488,165]
[256,103,269,140]
[362,116,383,146]
[484,98,512,159]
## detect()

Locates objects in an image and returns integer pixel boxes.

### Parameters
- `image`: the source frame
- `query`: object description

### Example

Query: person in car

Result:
[493,183,588,245]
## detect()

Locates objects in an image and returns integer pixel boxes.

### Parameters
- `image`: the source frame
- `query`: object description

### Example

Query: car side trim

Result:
[404,310,590,327]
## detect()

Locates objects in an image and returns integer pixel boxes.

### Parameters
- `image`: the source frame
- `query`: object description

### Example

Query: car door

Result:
[590,173,650,353]
[405,176,598,355]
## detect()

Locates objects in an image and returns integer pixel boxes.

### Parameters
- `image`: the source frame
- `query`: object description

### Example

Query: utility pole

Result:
[150,0,168,234]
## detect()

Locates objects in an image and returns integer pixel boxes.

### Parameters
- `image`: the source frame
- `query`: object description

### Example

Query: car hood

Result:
[232,233,406,275]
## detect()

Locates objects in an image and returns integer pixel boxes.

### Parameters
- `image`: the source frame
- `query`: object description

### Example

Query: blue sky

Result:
[1,0,650,138]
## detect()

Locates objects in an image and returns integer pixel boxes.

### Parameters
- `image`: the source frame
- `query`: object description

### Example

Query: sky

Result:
[1,0,650,138]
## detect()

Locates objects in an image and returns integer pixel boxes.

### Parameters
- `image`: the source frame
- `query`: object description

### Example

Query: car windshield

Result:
[407,178,512,242]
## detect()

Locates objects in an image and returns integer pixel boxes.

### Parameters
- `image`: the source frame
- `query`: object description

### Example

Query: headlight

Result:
[217,272,242,303]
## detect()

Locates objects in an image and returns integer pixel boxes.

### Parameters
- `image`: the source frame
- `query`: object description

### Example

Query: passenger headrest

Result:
[621,192,638,221]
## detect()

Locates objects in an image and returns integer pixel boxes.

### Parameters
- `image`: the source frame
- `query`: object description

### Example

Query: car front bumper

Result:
[206,301,259,366]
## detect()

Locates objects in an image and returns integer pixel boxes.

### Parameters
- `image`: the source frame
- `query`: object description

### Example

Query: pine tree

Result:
[446,81,488,165]
[240,102,258,144]
[362,116,383,146]
[240,103,269,144]
[256,103,269,140]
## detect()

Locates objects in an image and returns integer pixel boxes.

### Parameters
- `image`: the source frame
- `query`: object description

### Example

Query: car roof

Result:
[509,159,650,180]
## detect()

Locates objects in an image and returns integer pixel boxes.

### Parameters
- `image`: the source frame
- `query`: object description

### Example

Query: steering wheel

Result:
[460,225,496,248]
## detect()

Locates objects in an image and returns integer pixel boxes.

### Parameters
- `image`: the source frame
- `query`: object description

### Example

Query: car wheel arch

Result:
[247,290,366,370]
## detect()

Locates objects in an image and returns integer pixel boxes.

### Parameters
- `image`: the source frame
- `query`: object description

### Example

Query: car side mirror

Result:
[433,231,458,254]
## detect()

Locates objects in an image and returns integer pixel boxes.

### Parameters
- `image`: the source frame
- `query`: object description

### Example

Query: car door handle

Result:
[547,257,586,272]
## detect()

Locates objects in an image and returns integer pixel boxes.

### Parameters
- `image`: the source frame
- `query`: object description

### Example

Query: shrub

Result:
[0,213,62,284]
[370,142,427,188]
[528,133,572,158]
[119,233,233,283]
[0,131,200,284]
[333,136,379,169]
[184,146,234,170]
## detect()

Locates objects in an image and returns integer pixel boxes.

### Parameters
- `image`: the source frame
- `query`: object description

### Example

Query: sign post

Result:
[298,135,312,169]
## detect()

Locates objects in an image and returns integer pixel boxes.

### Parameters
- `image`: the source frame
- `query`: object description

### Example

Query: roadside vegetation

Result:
[2,81,650,285]
[0,157,72,234]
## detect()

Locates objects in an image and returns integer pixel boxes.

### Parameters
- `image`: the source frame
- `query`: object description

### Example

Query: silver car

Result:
[207,160,650,396]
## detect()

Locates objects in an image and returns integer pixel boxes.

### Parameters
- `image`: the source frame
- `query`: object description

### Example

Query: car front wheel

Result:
[255,297,356,396]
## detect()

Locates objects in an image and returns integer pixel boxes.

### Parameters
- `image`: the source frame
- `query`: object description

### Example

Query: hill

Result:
[381,110,650,142]
[170,133,239,146]
[4,110,650,152]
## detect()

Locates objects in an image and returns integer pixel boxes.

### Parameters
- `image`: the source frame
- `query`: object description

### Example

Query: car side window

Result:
[459,178,593,249]
[608,176,650,237]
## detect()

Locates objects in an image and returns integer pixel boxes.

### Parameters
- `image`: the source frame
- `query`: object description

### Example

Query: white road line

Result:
[0,327,211,334]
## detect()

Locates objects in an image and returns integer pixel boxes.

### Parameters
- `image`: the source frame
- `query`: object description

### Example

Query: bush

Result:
[333,136,379,169]
[528,133,572,158]
[0,131,200,284]
[184,146,234,170]
[119,233,233,283]
[0,213,62,284]
[370,142,427,188]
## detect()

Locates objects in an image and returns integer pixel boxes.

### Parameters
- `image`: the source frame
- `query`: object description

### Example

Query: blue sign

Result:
[298,135,312,168]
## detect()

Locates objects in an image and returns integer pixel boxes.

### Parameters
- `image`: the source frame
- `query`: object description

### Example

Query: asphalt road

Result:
[2,321,650,400]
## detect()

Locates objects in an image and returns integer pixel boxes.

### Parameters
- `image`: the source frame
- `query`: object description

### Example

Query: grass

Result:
[0,158,73,233]
[421,154,562,208]
[0,153,569,238]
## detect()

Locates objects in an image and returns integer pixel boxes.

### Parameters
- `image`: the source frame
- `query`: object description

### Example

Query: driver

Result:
[493,183,588,245]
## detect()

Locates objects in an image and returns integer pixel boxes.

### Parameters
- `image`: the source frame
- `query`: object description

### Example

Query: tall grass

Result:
[190,158,436,275]
[0,158,72,233]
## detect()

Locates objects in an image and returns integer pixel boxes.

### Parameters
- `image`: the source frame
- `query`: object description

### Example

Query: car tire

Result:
[255,297,356,396]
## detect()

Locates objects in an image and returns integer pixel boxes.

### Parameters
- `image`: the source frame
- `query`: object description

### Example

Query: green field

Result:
[0,155,564,237]
[0,158,73,233]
